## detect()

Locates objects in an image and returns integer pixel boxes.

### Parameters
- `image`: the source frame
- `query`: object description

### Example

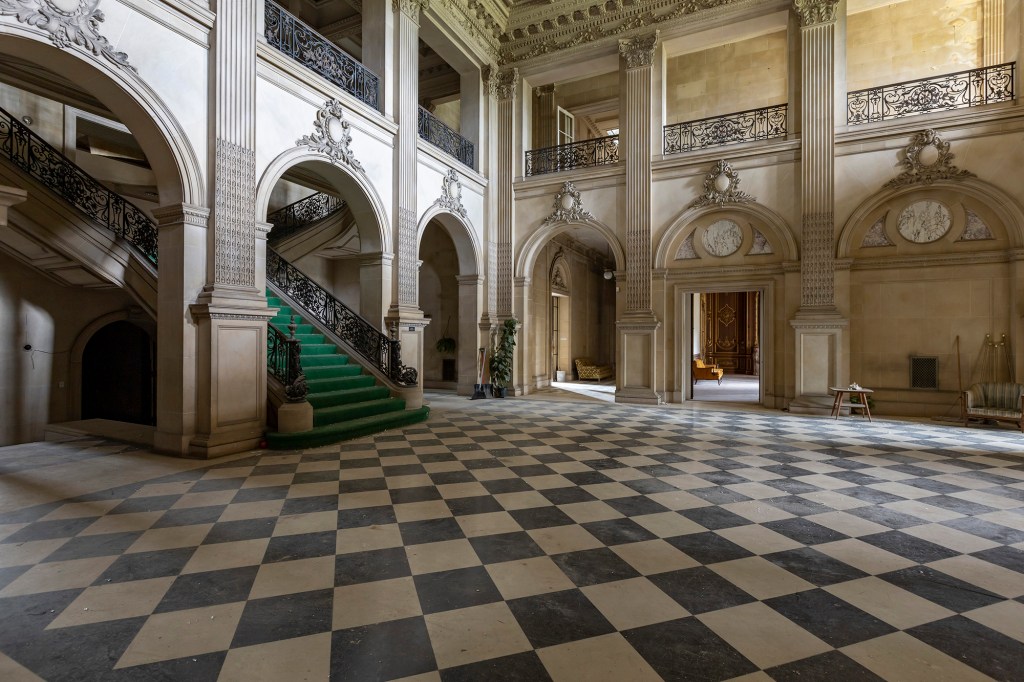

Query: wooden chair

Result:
[692,358,724,385]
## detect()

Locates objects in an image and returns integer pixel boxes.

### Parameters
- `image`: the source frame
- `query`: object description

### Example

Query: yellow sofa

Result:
[692,358,724,385]
[575,357,613,381]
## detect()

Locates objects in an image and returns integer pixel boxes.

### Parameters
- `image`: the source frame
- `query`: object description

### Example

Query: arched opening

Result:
[81,320,155,425]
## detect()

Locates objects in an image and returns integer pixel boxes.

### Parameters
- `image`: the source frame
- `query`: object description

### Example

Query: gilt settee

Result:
[692,358,724,385]
[960,382,1024,431]
[575,357,613,381]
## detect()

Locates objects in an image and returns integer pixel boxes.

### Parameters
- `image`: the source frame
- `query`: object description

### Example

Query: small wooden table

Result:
[830,386,873,421]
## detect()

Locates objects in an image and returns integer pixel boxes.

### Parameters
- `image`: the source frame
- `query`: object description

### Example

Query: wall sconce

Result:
[603,269,614,280]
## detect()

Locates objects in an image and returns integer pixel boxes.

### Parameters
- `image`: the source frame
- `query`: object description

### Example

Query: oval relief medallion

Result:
[897,200,951,243]
[702,219,743,257]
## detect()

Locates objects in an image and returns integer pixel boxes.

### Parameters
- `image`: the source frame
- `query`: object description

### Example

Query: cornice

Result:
[849,249,1014,271]
[434,0,504,59]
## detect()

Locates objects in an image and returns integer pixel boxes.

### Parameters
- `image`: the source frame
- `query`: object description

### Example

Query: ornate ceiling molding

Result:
[793,0,840,27]
[544,181,594,224]
[618,32,658,69]
[689,160,755,209]
[297,99,364,172]
[883,129,974,189]
[433,169,467,218]
[436,0,504,59]
[0,0,137,73]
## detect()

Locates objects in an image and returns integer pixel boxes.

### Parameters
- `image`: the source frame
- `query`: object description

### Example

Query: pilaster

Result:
[533,84,556,149]
[983,0,1006,65]
[456,275,484,396]
[492,67,520,321]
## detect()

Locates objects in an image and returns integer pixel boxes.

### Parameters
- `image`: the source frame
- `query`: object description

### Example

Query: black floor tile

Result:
[232,486,290,503]
[429,470,476,485]
[331,617,436,682]
[908,615,1024,681]
[440,650,552,682]
[339,478,388,494]
[622,616,759,682]
[762,495,834,517]
[280,494,338,516]
[581,518,658,545]
[414,566,503,614]
[107,651,226,682]
[622,478,679,494]
[399,517,465,546]
[539,487,598,505]
[151,505,225,529]
[765,650,885,682]
[763,548,869,586]
[846,505,928,529]
[765,518,849,546]
[2,517,95,544]
[508,506,575,530]
[446,495,505,516]
[155,566,259,613]
[917,495,998,516]
[481,478,533,495]
[263,530,336,563]
[337,505,397,529]
[335,547,411,586]
[664,532,753,564]
[108,495,184,514]
[231,588,333,648]
[551,547,641,587]
[41,531,142,563]
[190,478,246,493]
[390,486,443,504]
[604,496,671,517]
[201,518,276,545]
[468,531,544,564]
[764,589,896,647]
[971,546,1024,573]
[648,567,756,614]
[291,470,339,485]
[859,530,960,563]
[94,547,195,584]
[3,616,146,682]
[507,588,615,648]
[942,517,1024,545]
[879,566,1004,612]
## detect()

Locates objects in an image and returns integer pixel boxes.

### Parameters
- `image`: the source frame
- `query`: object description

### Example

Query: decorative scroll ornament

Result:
[689,160,755,209]
[298,99,364,172]
[487,66,519,100]
[793,0,840,26]
[0,0,136,72]
[434,169,467,218]
[544,181,594,224]
[618,32,659,69]
[884,129,974,189]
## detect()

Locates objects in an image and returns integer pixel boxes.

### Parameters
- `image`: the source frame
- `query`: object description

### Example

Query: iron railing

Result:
[848,62,1015,125]
[268,192,345,243]
[267,249,418,386]
[663,104,788,155]
[524,135,619,177]
[418,107,475,169]
[0,106,158,265]
[268,319,307,402]
[264,1,380,111]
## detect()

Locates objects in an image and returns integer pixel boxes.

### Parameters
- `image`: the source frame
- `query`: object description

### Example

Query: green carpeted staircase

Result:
[265,292,429,449]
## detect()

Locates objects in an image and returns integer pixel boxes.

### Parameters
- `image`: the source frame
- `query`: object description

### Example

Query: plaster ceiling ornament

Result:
[702,219,743,257]
[618,32,659,69]
[298,100,364,172]
[0,0,136,72]
[958,209,995,241]
[675,232,699,260]
[884,129,974,189]
[897,200,952,244]
[748,227,774,255]
[544,181,594,224]
[861,216,895,247]
[689,159,755,209]
[793,0,841,26]
[433,169,467,218]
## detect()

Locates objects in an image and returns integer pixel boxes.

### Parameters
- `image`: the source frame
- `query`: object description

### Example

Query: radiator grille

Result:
[910,356,938,390]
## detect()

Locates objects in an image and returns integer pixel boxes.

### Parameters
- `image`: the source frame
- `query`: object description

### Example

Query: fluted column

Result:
[790,0,849,415]
[983,0,1005,66]
[492,68,519,321]
[615,32,662,405]
[533,84,557,149]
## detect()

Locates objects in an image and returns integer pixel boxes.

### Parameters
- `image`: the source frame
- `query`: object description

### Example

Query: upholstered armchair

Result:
[961,382,1024,431]
[692,358,724,385]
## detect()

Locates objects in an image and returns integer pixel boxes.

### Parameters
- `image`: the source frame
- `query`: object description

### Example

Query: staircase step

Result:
[313,398,406,427]
[307,385,390,409]
[266,406,430,450]
[304,364,363,380]
[306,374,376,393]
[301,344,340,356]
[294,333,326,345]
[301,354,351,368]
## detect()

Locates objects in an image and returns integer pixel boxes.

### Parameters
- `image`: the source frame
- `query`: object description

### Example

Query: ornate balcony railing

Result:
[418,107,475,169]
[0,106,158,266]
[267,249,418,386]
[848,62,1015,125]
[524,135,619,177]
[268,192,345,243]
[265,1,380,111]
[268,319,307,402]
[663,104,788,155]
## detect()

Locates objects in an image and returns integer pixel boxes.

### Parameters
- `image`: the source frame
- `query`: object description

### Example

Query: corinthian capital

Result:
[487,67,520,101]
[793,0,840,26]
[618,32,659,70]
[393,0,429,19]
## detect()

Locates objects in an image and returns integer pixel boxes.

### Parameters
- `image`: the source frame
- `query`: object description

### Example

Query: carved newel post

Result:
[616,32,662,405]
[789,0,849,415]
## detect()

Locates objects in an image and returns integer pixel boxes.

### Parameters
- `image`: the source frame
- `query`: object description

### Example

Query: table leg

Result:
[831,390,843,419]
[862,393,872,422]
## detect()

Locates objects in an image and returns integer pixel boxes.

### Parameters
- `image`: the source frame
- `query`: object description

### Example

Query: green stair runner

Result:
[265,293,429,449]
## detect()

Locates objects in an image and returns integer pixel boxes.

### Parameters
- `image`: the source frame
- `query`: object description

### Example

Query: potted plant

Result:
[488,318,517,398]
[435,316,456,355]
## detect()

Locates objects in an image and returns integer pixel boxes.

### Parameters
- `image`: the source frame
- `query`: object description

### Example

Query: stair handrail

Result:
[267,192,346,243]
[0,105,159,266]
[268,315,308,401]
[267,248,418,386]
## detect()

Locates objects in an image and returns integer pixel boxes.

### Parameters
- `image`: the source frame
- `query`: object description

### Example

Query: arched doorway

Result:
[81,320,155,425]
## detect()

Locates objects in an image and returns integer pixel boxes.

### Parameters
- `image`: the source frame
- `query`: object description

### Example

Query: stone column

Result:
[360,253,393,327]
[362,0,396,117]
[789,0,849,415]
[492,68,519,321]
[386,0,429,391]
[983,0,1006,66]
[533,84,557,149]
[187,0,274,457]
[615,32,662,405]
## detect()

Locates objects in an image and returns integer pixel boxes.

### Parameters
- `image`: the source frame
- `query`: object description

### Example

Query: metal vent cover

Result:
[910,356,938,390]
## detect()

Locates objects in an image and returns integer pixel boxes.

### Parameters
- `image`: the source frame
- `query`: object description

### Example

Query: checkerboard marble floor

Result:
[2,394,1023,681]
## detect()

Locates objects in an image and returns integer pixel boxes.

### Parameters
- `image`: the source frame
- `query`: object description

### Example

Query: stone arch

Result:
[516,218,624,280]
[256,148,391,254]
[0,32,202,205]
[655,202,798,269]
[838,178,1024,257]
[417,207,482,277]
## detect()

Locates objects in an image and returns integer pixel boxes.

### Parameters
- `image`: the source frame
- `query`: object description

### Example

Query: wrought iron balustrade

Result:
[265,1,380,111]
[0,106,158,266]
[418,107,475,169]
[848,62,1015,125]
[663,104,788,156]
[268,192,345,243]
[524,135,619,177]
[268,319,308,402]
[267,249,418,386]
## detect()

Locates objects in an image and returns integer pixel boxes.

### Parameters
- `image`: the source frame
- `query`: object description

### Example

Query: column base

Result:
[189,424,265,459]
[787,394,836,416]
[277,401,313,433]
[616,315,661,405]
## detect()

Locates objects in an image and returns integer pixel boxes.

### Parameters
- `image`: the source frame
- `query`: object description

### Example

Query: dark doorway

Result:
[82,321,155,425]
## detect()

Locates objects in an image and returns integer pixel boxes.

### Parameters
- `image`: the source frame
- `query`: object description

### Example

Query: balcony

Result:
[663,104,788,156]
[524,135,620,177]
[418,107,475,170]
[847,62,1015,125]
[264,1,380,111]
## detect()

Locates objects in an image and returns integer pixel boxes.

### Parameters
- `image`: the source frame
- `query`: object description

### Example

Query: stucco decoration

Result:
[675,232,699,260]
[551,263,568,294]
[748,228,774,255]
[0,0,137,72]
[297,99,364,172]
[544,181,594,224]
[801,213,835,308]
[702,219,743,257]
[433,169,467,218]
[861,216,895,247]
[393,0,428,17]
[214,139,256,287]
[958,209,995,241]
[487,66,520,100]
[689,160,755,209]
[618,32,659,69]
[897,200,951,243]
[793,0,840,26]
[884,129,974,189]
